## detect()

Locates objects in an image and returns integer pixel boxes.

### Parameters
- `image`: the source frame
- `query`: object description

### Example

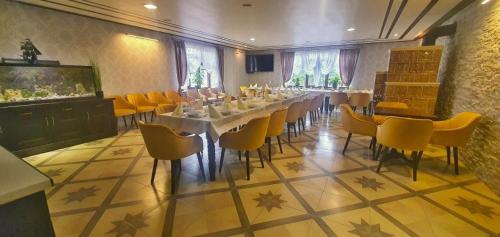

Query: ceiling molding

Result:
[385,0,408,38]
[254,39,416,51]
[399,0,439,39]
[379,0,395,38]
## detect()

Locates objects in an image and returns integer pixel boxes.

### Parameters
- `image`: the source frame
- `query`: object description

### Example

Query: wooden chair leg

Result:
[219,148,225,173]
[150,159,158,184]
[412,151,424,181]
[277,136,283,153]
[297,119,301,134]
[122,116,128,129]
[342,133,352,155]
[363,107,367,115]
[238,150,241,161]
[371,137,377,158]
[446,146,451,165]
[150,111,155,122]
[293,124,297,137]
[376,147,390,173]
[453,147,459,175]
[287,125,291,143]
[302,117,306,130]
[132,115,138,128]
[257,148,264,168]
[196,152,206,181]
[245,151,250,180]
[139,113,143,121]
[170,160,176,194]
[267,137,272,162]
[375,144,383,161]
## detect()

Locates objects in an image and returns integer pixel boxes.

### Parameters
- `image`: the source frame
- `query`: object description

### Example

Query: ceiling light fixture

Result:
[347,27,355,32]
[144,3,157,9]
[126,34,158,41]
[394,33,399,37]
[242,3,253,7]
[481,0,491,4]
[250,38,255,41]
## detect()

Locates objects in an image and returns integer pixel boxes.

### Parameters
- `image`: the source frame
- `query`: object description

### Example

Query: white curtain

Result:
[287,50,339,87]
[185,42,220,88]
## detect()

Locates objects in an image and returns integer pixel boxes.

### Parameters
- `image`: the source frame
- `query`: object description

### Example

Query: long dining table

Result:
[157,93,311,181]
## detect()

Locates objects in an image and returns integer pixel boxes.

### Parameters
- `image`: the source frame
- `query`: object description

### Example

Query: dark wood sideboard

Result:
[0,97,117,157]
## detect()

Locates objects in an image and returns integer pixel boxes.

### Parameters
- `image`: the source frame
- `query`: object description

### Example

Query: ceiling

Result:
[17,0,467,50]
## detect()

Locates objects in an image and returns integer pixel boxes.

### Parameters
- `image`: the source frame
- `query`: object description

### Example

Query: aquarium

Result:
[0,64,96,103]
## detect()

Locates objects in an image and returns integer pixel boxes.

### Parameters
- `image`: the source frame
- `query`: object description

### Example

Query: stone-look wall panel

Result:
[436,1,500,194]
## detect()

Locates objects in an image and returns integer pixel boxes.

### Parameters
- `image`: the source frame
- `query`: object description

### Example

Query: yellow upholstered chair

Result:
[138,121,204,193]
[164,90,188,104]
[298,99,312,132]
[126,93,157,122]
[285,102,303,142]
[199,87,218,103]
[340,104,378,156]
[375,117,433,181]
[329,92,349,116]
[430,112,481,175]
[308,95,323,124]
[239,86,248,97]
[265,108,288,161]
[349,92,371,115]
[219,115,270,180]
[187,88,203,102]
[147,91,176,116]
[111,95,137,129]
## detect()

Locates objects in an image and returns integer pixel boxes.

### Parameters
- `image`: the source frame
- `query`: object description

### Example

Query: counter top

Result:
[0,146,52,205]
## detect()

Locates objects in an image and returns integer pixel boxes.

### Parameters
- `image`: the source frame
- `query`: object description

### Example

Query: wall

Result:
[434,0,500,194]
[223,48,248,95]
[0,1,247,96]
[247,50,283,87]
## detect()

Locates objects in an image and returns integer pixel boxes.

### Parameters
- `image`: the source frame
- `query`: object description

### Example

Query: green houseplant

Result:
[329,72,341,89]
[193,65,204,89]
[90,60,103,98]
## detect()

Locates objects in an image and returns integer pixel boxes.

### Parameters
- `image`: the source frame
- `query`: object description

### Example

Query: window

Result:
[184,42,220,89]
[287,49,342,88]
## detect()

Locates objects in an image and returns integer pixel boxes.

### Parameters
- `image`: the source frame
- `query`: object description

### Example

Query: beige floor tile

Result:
[419,158,477,184]
[72,159,134,181]
[48,179,118,213]
[264,143,302,159]
[229,161,280,186]
[37,163,85,184]
[378,196,489,237]
[272,157,324,179]
[96,145,143,160]
[130,156,169,175]
[378,165,450,191]
[112,176,169,204]
[309,155,364,173]
[122,129,142,137]
[91,201,167,237]
[426,187,500,233]
[173,191,240,236]
[336,170,408,201]
[25,150,61,166]
[464,182,500,202]
[112,135,145,146]
[291,176,362,211]
[44,148,102,165]
[239,183,308,224]
[254,219,327,237]
[67,137,116,150]
[51,211,94,237]
[345,149,380,167]
[322,207,410,236]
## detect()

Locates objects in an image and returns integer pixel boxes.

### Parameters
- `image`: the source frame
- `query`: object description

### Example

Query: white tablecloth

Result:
[305,89,374,98]
[157,94,310,141]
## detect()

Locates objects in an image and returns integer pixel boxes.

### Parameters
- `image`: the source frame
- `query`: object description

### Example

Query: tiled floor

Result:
[26,113,500,237]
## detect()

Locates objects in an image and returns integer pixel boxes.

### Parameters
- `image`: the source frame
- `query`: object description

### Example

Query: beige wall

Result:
[247,50,283,87]
[435,1,500,194]
[0,1,246,96]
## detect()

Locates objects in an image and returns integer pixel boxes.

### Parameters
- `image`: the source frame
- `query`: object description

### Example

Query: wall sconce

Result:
[125,34,158,41]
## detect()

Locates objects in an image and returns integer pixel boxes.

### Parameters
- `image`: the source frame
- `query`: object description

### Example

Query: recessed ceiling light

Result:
[347,27,355,32]
[481,0,491,4]
[144,3,157,10]
[394,33,399,37]
[242,3,253,7]
[250,38,255,41]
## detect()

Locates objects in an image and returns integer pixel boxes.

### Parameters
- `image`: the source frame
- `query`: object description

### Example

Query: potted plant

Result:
[90,60,103,98]
[193,64,204,89]
[330,73,341,89]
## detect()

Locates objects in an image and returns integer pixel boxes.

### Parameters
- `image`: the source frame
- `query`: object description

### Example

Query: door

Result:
[86,100,117,138]
[50,102,86,141]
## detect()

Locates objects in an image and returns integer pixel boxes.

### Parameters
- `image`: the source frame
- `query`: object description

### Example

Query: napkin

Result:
[277,91,284,99]
[224,95,232,104]
[208,104,223,118]
[237,98,248,110]
[172,104,183,116]
[264,93,273,102]
[193,99,203,110]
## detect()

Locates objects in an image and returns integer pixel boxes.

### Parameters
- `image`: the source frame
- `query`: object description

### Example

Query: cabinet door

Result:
[50,102,86,141]
[86,100,117,137]
[3,105,53,150]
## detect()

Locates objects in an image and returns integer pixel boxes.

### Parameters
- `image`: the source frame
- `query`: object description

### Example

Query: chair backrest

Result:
[349,93,371,107]
[286,102,303,123]
[147,91,170,104]
[210,88,221,95]
[433,112,482,147]
[126,93,149,106]
[330,92,349,106]
[240,115,271,150]
[300,99,312,117]
[377,116,433,151]
[111,95,135,110]
[138,121,191,160]
[447,112,482,130]
[187,88,200,99]
[164,91,182,104]
[267,107,288,137]
[339,104,377,136]
[199,88,210,97]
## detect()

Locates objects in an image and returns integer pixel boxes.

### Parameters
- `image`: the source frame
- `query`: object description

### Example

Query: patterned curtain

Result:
[280,52,295,85]
[339,48,360,88]
[173,39,188,93]
[216,46,225,91]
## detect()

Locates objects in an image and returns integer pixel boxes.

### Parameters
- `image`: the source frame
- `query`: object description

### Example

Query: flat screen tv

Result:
[246,54,274,73]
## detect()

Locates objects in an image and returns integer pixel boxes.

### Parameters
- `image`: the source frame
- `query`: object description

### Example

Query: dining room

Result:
[0,0,499,237]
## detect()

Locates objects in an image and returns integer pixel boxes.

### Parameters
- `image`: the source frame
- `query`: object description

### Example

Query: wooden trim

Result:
[379,0,394,38]
[399,0,439,39]
[385,0,408,38]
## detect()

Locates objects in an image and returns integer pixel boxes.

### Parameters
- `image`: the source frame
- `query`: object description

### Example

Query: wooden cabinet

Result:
[0,98,117,157]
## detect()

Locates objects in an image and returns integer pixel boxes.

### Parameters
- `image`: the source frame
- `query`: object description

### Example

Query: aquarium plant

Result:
[90,60,103,98]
